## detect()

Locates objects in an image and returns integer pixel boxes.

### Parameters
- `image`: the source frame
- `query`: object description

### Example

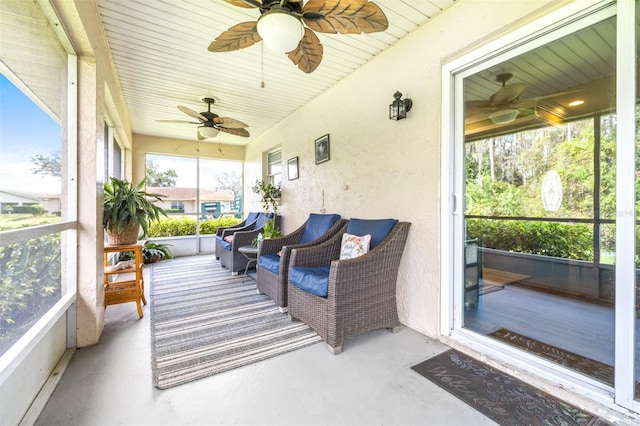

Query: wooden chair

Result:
[256,214,347,312]
[287,219,411,354]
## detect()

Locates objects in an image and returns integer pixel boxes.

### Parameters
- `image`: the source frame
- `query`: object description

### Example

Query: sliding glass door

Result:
[449,0,639,413]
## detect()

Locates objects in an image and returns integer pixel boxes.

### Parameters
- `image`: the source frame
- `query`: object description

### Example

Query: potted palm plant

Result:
[103,177,167,245]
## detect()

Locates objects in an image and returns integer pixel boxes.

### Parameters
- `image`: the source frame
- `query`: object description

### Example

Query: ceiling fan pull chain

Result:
[261,43,265,88]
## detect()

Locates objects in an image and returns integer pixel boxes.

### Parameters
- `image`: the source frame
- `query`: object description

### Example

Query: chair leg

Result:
[231,271,238,276]
[327,344,343,355]
[386,325,402,334]
[279,307,288,314]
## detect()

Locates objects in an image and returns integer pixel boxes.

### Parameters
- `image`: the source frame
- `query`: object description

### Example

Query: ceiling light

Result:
[256,10,304,53]
[198,126,219,139]
[489,108,519,124]
[568,100,585,107]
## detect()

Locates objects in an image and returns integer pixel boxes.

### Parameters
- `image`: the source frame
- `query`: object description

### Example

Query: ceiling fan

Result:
[465,73,528,124]
[208,0,389,73]
[157,97,250,140]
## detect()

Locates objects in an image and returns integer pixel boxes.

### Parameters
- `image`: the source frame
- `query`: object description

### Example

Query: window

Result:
[0,0,77,358]
[171,201,185,211]
[267,149,282,188]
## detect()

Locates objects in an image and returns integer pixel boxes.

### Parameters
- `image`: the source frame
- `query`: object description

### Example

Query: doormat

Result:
[490,328,614,386]
[411,349,612,425]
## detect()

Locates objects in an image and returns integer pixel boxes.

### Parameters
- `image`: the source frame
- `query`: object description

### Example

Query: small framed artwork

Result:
[288,156,299,180]
[315,134,330,165]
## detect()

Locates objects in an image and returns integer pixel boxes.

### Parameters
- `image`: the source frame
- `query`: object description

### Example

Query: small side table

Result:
[238,245,259,283]
[103,242,146,318]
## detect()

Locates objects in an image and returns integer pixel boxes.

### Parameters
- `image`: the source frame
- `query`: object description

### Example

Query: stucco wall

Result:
[243,0,563,337]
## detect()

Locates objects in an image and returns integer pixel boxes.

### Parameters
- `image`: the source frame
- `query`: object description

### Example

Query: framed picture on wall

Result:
[315,134,330,165]
[288,156,299,180]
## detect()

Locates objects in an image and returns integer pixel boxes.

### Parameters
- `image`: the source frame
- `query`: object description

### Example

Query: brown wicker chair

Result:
[256,214,347,312]
[219,213,280,274]
[287,219,411,354]
[214,212,260,260]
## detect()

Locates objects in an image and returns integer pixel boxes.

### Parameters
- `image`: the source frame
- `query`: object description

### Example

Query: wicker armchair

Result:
[219,213,281,274]
[257,214,347,312]
[287,219,411,354]
[214,212,260,260]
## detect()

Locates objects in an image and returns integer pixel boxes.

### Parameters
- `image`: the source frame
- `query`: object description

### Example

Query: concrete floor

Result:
[35,261,497,426]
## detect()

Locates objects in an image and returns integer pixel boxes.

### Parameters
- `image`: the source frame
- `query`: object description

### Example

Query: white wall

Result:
[244,0,564,336]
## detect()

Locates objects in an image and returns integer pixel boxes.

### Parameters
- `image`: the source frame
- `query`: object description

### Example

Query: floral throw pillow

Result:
[339,233,372,260]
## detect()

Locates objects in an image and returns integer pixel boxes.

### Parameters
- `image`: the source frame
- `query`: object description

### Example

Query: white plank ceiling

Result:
[96,0,457,145]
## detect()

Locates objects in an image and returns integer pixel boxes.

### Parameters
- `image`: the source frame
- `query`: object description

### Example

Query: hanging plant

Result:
[251,180,280,214]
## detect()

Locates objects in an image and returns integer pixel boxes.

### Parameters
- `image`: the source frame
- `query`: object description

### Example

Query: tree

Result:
[146,160,177,187]
[214,171,242,196]
[31,152,61,177]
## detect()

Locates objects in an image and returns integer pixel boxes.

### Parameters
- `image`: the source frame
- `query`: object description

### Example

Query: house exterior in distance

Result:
[0,189,61,215]
[146,186,234,217]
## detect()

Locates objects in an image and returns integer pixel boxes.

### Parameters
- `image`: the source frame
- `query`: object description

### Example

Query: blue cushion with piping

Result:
[346,218,398,249]
[300,213,341,244]
[245,211,260,224]
[289,265,332,297]
[258,253,280,274]
[254,212,274,229]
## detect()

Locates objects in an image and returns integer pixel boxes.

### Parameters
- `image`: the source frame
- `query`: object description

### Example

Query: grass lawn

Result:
[0,213,60,230]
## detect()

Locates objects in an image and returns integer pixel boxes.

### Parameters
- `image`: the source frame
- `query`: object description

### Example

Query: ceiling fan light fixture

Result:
[198,125,219,139]
[489,108,519,124]
[257,10,304,53]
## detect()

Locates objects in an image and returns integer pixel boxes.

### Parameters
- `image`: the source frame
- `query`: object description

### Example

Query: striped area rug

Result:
[150,255,321,389]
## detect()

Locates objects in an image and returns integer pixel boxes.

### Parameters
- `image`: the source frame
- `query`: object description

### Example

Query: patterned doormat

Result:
[411,349,613,425]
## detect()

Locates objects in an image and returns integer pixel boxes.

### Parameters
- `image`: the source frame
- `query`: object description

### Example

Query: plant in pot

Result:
[103,177,167,245]
[251,180,280,215]
[141,241,173,264]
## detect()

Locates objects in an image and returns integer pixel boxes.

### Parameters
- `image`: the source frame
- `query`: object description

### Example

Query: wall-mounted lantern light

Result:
[389,90,413,121]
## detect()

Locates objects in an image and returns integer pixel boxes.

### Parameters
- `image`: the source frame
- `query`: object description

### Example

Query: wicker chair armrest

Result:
[258,223,306,256]
[231,227,263,249]
[327,222,411,299]
[216,220,247,237]
[289,231,344,269]
[221,222,255,238]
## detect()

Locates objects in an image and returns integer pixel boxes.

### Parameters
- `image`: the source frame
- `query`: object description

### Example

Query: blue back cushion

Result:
[254,212,273,229]
[346,218,398,249]
[300,214,341,244]
[246,211,260,224]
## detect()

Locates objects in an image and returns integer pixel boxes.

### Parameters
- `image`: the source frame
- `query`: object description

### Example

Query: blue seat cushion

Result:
[300,213,341,244]
[216,235,224,243]
[289,265,332,297]
[258,253,280,274]
[346,218,398,249]
[218,240,232,251]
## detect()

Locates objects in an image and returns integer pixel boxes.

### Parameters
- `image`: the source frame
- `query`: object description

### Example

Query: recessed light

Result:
[568,100,585,107]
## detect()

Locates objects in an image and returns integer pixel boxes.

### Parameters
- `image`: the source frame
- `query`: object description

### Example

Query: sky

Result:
[0,73,62,194]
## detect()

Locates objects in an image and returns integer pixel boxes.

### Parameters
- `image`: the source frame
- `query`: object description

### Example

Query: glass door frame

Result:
[440,0,639,415]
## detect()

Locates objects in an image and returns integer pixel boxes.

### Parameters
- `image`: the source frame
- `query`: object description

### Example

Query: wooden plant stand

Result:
[103,242,146,318]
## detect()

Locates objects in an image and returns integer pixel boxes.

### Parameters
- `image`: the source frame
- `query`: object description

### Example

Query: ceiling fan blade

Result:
[177,106,207,121]
[287,28,323,73]
[224,0,262,8]
[219,127,250,137]
[214,117,249,128]
[197,130,207,140]
[491,83,526,106]
[156,119,201,124]
[208,22,262,52]
[303,0,388,34]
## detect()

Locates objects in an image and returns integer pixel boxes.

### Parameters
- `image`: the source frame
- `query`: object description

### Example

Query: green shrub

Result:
[146,216,241,237]
[467,219,593,261]
[11,205,45,215]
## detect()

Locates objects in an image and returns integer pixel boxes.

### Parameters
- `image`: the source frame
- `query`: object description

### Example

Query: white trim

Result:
[614,0,638,412]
